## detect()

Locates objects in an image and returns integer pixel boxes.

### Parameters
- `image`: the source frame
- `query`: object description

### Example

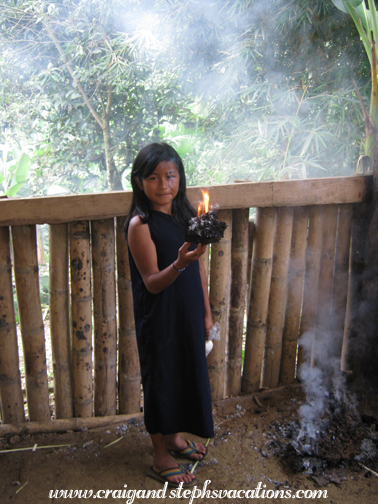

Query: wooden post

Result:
[246,219,256,308]
[342,202,371,373]
[280,207,308,384]
[70,221,93,418]
[316,205,338,328]
[263,207,294,388]
[311,205,338,366]
[201,245,210,279]
[116,217,141,414]
[92,219,117,417]
[11,225,50,422]
[242,207,276,394]
[207,209,232,401]
[0,412,144,437]
[0,227,25,424]
[49,224,73,419]
[297,206,324,367]
[332,205,353,362]
[227,208,249,396]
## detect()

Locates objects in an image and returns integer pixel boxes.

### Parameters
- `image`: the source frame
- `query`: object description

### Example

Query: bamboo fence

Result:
[0,175,373,434]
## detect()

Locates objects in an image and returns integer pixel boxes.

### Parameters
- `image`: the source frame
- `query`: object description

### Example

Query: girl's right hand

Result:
[175,242,207,270]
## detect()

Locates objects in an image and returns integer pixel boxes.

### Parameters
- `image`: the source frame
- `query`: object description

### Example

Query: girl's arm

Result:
[128,215,207,295]
[199,257,214,338]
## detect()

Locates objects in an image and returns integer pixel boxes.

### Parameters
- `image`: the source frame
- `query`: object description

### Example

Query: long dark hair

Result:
[124,142,195,237]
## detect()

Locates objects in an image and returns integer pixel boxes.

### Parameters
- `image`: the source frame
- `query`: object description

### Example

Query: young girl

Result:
[124,143,214,488]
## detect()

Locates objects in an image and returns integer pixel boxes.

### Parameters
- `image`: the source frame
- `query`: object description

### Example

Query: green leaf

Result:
[332,0,362,14]
[6,182,26,197]
[14,153,30,183]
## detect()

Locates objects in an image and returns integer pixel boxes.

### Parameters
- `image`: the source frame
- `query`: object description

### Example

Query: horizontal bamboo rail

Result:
[0,176,371,226]
[0,412,144,437]
[0,174,372,433]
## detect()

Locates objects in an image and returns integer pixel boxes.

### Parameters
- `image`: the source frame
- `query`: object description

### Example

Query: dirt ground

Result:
[1,384,378,504]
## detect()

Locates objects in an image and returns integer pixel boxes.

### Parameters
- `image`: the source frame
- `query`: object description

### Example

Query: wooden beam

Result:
[0,176,372,226]
[0,412,144,437]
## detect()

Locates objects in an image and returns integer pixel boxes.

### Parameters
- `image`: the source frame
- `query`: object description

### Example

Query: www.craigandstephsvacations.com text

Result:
[49,480,328,502]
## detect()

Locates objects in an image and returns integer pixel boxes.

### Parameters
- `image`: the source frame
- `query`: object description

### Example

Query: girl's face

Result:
[137,160,180,214]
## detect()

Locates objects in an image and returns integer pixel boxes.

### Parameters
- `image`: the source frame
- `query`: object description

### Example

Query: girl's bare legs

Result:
[165,433,207,459]
[150,433,195,484]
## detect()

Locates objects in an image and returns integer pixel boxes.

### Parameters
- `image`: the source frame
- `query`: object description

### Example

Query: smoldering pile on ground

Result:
[267,394,378,477]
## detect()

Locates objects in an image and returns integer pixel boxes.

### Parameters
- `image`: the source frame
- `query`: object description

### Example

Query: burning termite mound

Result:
[184,191,227,244]
[184,209,227,244]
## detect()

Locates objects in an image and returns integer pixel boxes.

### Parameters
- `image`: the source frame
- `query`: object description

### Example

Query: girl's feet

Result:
[165,433,207,461]
[150,433,196,486]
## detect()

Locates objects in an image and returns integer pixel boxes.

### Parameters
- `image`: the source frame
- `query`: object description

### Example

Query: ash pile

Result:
[270,397,378,475]
[269,330,378,477]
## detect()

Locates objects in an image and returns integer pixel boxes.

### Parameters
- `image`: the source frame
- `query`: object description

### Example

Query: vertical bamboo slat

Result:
[201,245,210,279]
[242,207,276,394]
[116,217,141,414]
[11,225,50,422]
[92,219,117,417]
[70,221,93,418]
[246,219,256,308]
[280,207,308,384]
[333,205,353,361]
[316,205,338,329]
[297,206,324,367]
[49,224,73,419]
[311,205,338,367]
[262,207,294,389]
[0,227,25,424]
[207,209,232,401]
[227,208,249,396]
[341,202,371,372]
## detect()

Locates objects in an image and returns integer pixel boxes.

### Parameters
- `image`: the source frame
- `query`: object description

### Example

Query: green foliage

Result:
[0,146,31,196]
[0,0,372,192]
[332,0,378,163]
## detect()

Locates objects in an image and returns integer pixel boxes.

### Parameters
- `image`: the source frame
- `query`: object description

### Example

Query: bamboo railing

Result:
[0,175,372,435]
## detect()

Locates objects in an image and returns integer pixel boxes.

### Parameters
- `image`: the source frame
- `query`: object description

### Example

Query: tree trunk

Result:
[103,90,123,191]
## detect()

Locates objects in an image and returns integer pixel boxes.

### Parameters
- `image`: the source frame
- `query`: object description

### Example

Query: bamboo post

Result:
[207,209,232,401]
[49,224,73,419]
[201,245,210,279]
[316,205,338,328]
[297,206,324,368]
[241,207,276,394]
[0,227,25,424]
[227,208,249,396]
[262,207,294,389]
[246,219,256,308]
[116,217,141,414]
[70,221,93,418]
[332,205,353,362]
[11,225,50,422]
[92,219,117,417]
[310,205,338,367]
[280,207,308,384]
[341,202,371,373]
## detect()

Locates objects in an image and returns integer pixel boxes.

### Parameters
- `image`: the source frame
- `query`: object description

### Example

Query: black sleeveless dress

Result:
[128,211,214,439]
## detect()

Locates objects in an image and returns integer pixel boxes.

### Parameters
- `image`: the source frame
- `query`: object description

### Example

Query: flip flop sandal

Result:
[171,439,208,461]
[146,464,197,488]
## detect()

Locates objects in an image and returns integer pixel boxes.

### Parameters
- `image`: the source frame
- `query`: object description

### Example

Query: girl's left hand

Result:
[176,242,207,269]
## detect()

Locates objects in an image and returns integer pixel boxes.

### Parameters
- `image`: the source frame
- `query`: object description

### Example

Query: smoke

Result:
[295,329,358,454]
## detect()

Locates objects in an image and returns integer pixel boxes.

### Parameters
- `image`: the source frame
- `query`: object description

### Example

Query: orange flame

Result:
[198,190,211,216]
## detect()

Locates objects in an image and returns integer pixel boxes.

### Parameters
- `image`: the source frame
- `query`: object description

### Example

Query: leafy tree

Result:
[0,0,372,194]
